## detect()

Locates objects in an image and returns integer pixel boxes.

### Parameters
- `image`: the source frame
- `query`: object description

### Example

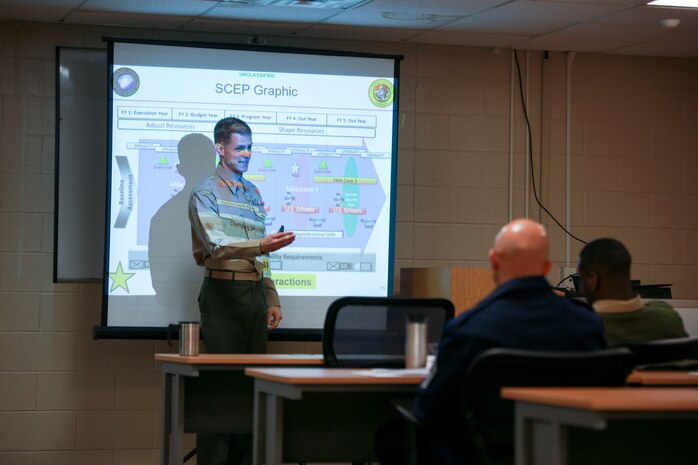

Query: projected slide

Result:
[106,41,399,330]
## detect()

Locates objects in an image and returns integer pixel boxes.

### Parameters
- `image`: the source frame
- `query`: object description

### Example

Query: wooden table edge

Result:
[501,387,698,411]
[154,353,324,365]
[244,367,426,385]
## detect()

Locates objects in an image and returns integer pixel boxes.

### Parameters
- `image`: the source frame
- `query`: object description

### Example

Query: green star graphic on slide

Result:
[109,262,135,293]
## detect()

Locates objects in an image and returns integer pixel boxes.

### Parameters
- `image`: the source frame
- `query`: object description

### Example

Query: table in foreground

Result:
[626,369,698,385]
[155,353,323,465]
[245,367,427,465]
[501,387,698,465]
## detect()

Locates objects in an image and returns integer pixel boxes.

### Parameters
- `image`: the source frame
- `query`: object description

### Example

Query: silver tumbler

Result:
[405,315,428,369]
[179,321,200,357]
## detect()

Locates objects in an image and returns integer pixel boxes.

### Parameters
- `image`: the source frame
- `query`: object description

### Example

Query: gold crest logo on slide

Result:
[113,67,140,97]
[368,79,394,107]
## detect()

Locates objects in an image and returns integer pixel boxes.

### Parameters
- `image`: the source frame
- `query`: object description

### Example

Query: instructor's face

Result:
[218,132,252,175]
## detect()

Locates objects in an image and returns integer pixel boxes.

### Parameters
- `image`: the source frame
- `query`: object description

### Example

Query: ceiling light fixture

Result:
[381,12,461,23]
[647,0,698,8]
[218,0,367,7]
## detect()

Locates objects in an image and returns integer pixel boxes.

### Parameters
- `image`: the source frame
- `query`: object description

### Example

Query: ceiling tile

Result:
[539,0,645,5]
[595,4,698,28]
[0,0,696,56]
[353,0,514,16]
[326,8,462,28]
[298,23,424,42]
[63,10,191,28]
[0,0,81,22]
[81,0,217,15]
[441,0,632,35]
[243,0,366,6]
[411,30,531,47]
[608,26,698,56]
[204,2,341,21]
[183,17,311,35]
[514,21,674,52]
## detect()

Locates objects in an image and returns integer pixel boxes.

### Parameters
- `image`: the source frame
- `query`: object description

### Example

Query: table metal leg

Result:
[264,393,284,465]
[170,373,185,465]
[515,406,527,465]
[518,409,570,465]
[253,386,266,465]
[516,402,610,465]
[548,421,568,465]
[162,371,172,465]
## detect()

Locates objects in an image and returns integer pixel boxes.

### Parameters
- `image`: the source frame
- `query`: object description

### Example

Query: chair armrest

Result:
[393,398,420,425]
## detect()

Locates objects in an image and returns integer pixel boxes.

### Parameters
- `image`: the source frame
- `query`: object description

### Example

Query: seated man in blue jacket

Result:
[377,218,606,464]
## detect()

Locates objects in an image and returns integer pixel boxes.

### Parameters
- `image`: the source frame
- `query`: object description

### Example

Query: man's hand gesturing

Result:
[260,231,295,253]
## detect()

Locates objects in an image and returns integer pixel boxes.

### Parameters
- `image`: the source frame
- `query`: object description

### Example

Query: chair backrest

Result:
[460,347,636,465]
[622,336,698,366]
[322,296,455,368]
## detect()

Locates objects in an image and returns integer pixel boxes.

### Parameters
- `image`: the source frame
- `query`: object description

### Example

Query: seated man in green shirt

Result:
[577,238,688,346]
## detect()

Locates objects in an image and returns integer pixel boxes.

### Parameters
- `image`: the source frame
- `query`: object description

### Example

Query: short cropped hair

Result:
[578,238,631,278]
[213,117,252,145]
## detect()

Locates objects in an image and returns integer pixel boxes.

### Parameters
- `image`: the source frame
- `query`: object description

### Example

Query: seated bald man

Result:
[406,219,606,464]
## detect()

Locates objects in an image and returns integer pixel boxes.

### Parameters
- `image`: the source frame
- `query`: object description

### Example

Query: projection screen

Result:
[99,39,401,339]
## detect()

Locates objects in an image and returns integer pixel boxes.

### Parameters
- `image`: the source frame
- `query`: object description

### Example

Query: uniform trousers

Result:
[196,277,268,465]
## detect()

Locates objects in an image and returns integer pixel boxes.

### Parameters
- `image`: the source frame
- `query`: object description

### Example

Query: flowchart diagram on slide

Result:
[109,106,393,294]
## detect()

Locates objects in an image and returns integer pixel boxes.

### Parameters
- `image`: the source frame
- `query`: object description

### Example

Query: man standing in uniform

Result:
[189,117,295,464]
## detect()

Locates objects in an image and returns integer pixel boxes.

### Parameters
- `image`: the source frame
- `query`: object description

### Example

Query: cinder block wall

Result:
[0,19,696,464]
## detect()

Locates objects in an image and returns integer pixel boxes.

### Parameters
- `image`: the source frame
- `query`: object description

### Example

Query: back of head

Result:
[214,117,252,144]
[578,238,632,302]
[489,218,551,285]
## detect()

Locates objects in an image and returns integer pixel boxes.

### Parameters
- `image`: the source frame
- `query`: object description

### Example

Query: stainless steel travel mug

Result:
[179,321,200,357]
[405,315,428,369]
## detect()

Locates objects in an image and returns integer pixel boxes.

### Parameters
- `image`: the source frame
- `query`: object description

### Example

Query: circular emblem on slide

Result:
[368,79,394,107]
[112,67,140,97]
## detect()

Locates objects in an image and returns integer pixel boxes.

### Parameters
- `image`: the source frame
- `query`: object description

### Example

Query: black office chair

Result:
[322,296,455,368]
[622,335,698,368]
[462,347,636,465]
[396,347,635,465]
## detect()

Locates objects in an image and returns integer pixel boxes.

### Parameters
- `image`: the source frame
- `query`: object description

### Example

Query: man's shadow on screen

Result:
[148,133,215,316]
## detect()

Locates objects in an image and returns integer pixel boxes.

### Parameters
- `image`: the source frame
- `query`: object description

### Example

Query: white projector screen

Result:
[100,39,401,339]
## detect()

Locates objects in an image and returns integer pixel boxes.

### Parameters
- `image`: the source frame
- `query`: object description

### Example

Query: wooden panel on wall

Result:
[400,267,494,315]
